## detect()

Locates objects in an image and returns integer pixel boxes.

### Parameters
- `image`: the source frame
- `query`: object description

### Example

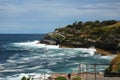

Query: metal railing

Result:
[78,63,120,80]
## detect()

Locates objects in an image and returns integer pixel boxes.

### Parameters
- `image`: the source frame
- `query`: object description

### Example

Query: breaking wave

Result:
[12,40,59,49]
[1,40,116,80]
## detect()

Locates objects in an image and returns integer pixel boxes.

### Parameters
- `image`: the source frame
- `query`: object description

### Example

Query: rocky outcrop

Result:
[40,39,56,45]
[40,21,120,54]
[41,31,66,45]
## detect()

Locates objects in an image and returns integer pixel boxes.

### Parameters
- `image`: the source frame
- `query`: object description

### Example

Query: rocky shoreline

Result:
[40,20,120,55]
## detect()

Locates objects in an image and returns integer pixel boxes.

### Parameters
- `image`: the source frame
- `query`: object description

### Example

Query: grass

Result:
[72,76,82,80]
[55,76,67,80]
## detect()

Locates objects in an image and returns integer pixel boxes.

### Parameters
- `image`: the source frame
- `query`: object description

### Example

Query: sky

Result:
[0,0,120,34]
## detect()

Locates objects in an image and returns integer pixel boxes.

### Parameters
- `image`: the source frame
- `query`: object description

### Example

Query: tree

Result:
[72,21,78,28]
[66,25,73,28]
[93,20,100,27]
[77,21,83,29]
[84,21,93,27]
[100,20,117,26]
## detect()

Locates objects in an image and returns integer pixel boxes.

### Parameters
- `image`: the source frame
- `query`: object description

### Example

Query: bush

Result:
[27,78,30,80]
[73,76,82,80]
[21,76,30,80]
[21,76,27,80]
[110,54,120,73]
[104,54,120,77]
[55,76,67,80]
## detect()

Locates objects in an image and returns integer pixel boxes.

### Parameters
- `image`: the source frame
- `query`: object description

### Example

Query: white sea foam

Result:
[0,69,23,73]
[7,40,115,65]
[3,73,52,80]
[11,40,114,60]
[9,54,19,59]
[7,59,16,63]
[24,66,42,70]
[47,62,57,66]
[11,40,96,56]
[5,73,29,80]
[0,64,4,70]
[2,40,117,80]
[6,58,26,64]
[93,54,116,60]
[80,47,96,56]
[0,65,42,73]
[23,73,50,80]
[12,40,59,49]
[100,55,116,60]
[22,57,30,60]
[3,40,115,75]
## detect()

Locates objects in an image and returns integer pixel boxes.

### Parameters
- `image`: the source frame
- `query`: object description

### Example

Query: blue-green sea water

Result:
[0,34,115,80]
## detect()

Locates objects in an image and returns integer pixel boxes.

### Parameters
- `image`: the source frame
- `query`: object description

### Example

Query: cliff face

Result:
[41,20,120,53]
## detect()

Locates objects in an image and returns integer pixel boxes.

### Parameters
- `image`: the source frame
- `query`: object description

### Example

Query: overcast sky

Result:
[0,0,120,34]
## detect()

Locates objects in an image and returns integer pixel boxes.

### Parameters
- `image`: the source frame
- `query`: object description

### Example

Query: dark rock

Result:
[40,39,56,45]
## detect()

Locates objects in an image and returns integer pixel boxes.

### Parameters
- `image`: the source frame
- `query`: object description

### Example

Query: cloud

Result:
[1,0,119,16]
[0,0,119,16]
[105,0,120,2]
[0,0,120,33]
[77,2,120,9]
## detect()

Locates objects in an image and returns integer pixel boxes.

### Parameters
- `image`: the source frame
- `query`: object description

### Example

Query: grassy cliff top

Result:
[56,20,120,38]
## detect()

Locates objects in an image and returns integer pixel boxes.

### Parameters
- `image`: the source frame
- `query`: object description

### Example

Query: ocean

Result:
[0,34,115,80]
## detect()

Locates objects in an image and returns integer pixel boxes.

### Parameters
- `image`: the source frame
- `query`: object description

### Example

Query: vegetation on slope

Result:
[41,20,120,53]
[104,53,120,76]
[110,54,120,73]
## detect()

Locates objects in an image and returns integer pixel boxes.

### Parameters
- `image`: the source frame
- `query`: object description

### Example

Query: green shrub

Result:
[21,76,27,80]
[55,76,67,80]
[73,76,82,80]
[21,76,30,80]
[27,78,30,80]
[110,54,120,73]
[104,54,120,76]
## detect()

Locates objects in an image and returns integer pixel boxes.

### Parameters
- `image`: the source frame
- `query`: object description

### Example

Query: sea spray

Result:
[5,73,51,80]
[1,40,116,80]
